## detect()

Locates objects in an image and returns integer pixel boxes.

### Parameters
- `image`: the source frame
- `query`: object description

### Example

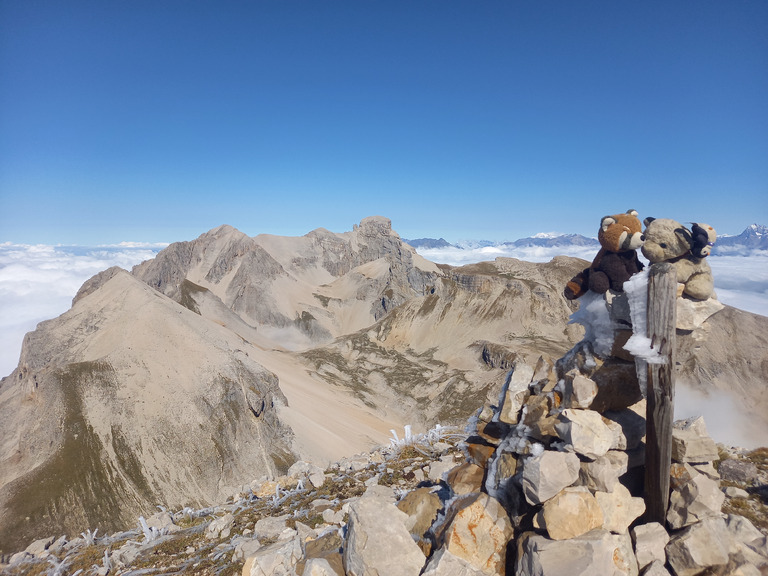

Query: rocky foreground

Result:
[3,353,767,576]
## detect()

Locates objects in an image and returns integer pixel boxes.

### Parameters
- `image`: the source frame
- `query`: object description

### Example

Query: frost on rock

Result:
[568,291,617,358]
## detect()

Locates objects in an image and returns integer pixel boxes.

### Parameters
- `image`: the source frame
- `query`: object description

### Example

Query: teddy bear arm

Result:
[683,272,714,300]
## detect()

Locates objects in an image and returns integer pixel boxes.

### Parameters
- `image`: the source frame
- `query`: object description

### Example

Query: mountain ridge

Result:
[404,223,767,255]
[1,216,766,553]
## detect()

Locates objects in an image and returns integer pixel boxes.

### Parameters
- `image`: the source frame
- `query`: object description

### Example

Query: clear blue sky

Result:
[1,1,766,244]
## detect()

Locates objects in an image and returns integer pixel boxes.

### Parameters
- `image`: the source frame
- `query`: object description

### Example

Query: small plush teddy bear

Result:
[690,222,716,258]
[641,217,714,300]
[564,209,645,300]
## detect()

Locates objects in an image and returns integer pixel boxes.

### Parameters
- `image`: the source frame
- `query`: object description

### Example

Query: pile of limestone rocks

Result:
[454,347,768,576]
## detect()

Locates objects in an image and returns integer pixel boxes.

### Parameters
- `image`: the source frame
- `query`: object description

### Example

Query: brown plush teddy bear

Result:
[564,209,645,300]
[641,217,714,300]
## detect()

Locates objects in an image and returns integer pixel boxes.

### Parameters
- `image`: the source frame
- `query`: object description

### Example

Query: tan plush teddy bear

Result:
[641,217,714,300]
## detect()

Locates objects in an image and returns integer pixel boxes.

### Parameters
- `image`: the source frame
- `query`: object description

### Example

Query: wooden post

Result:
[641,262,677,524]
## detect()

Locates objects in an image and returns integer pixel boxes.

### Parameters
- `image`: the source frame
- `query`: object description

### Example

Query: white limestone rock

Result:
[253,514,291,540]
[563,372,599,409]
[579,450,629,492]
[516,529,638,576]
[671,416,718,463]
[676,296,723,331]
[595,483,645,534]
[555,409,617,460]
[343,486,425,576]
[631,522,669,570]
[207,513,235,539]
[665,516,729,576]
[303,557,345,576]
[421,546,490,576]
[521,450,581,505]
[666,473,725,529]
[435,492,513,575]
[242,536,302,576]
[640,560,672,576]
[541,487,604,540]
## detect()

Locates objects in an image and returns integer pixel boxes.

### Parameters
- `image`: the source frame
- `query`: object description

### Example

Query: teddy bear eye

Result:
[659,243,667,249]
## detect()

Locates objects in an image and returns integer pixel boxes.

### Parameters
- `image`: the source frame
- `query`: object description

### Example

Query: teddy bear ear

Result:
[643,217,656,226]
[675,226,694,247]
[601,216,617,231]
[626,209,639,217]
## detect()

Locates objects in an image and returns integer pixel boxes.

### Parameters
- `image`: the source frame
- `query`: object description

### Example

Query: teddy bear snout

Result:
[624,231,644,251]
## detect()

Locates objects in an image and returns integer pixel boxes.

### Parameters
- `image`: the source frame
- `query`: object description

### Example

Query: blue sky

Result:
[1,1,766,244]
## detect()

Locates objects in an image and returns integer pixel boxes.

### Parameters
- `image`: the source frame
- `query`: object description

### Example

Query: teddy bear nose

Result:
[640,235,645,242]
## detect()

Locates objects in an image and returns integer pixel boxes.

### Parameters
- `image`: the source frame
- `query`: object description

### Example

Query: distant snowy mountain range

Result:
[404,224,768,256]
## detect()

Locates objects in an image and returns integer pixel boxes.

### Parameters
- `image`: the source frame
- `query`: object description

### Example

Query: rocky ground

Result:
[1,408,766,576]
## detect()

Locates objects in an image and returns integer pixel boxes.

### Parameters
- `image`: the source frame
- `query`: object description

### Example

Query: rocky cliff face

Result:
[0,270,294,552]
[1,216,766,556]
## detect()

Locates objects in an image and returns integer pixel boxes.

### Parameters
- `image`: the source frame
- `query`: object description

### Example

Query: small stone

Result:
[579,450,629,492]
[207,513,235,539]
[555,408,616,460]
[232,537,262,562]
[464,439,496,468]
[25,535,55,557]
[640,560,672,576]
[397,486,443,546]
[428,455,458,481]
[676,297,724,330]
[446,463,485,495]
[564,372,598,409]
[667,473,725,529]
[242,536,302,576]
[631,522,669,570]
[498,387,530,425]
[253,514,290,540]
[666,516,729,576]
[671,416,718,463]
[322,509,344,525]
[595,483,645,534]
[724,486,750,499]
[718,458,759,484]
[521,450,581,505]
[516,529,638,576]
[343,486,425,576]
[303,556,345,576]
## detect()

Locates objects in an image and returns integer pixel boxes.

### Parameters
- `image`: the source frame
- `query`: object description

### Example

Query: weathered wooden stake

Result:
[641,262,677,524]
